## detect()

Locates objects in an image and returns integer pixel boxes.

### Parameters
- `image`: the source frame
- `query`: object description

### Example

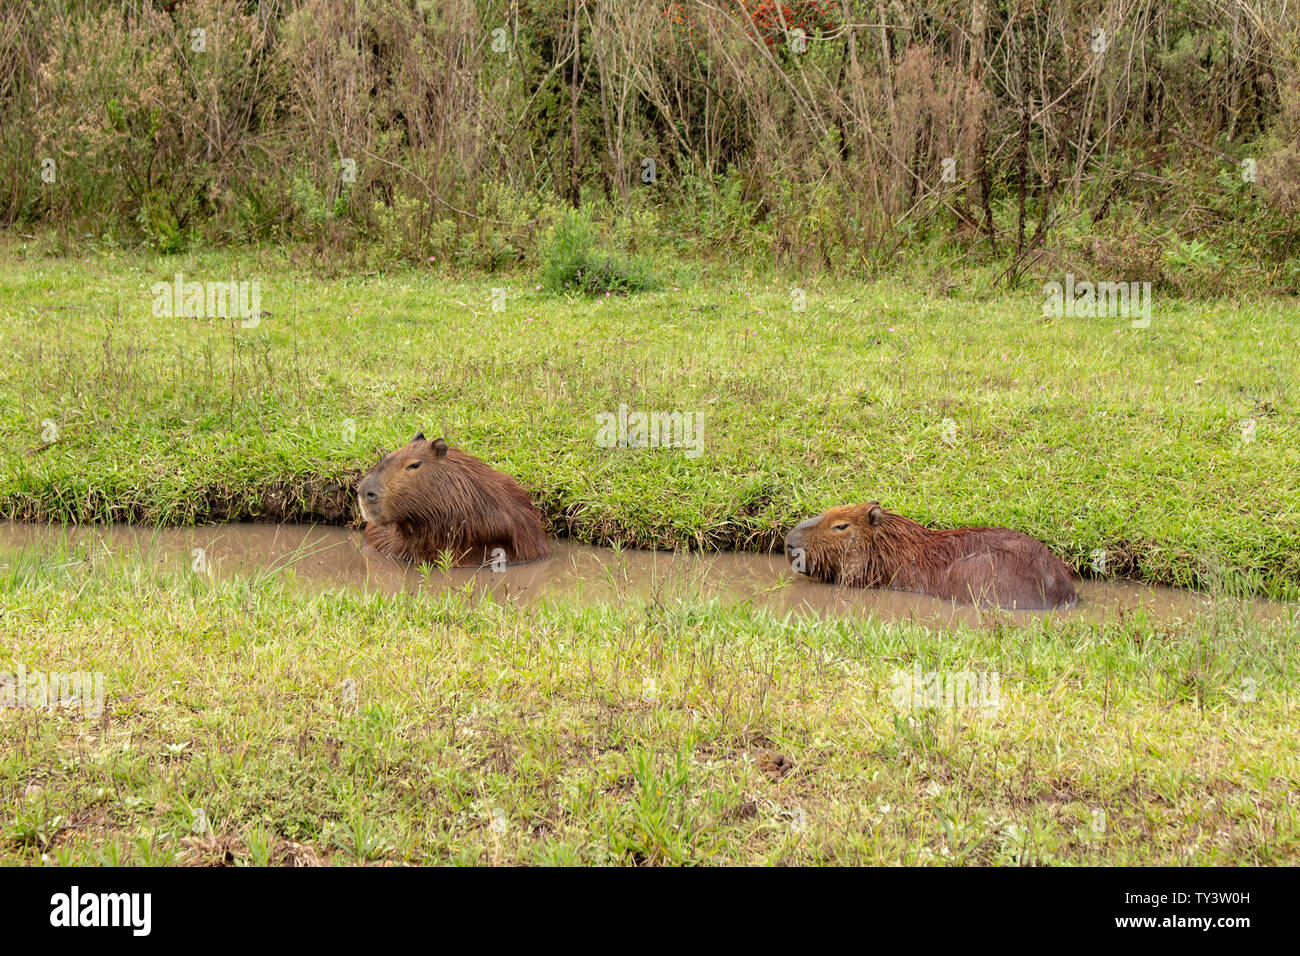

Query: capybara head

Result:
[784,502,888,586]
[357,433,549,566]
[357,432,446,527]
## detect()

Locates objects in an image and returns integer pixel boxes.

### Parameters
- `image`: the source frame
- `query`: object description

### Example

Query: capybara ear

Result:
[412,432,425,443]
[431,437,448,458]
[867,502,884,526]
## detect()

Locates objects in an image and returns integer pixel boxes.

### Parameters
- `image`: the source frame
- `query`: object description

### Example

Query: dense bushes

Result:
[1,0,1298,280]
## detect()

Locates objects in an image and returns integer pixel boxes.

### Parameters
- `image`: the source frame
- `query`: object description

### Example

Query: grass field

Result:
[1,539,1296,866]
[1,243,1297,598]
[1,240,1298,865]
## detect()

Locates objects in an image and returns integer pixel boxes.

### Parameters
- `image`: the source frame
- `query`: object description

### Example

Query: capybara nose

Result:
[357,476,379,515]
[784,516,820,555]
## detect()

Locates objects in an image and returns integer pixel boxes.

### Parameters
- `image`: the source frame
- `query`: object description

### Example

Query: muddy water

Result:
[1,522,1293,629]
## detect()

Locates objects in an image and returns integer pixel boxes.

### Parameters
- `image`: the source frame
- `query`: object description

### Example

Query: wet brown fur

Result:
[785,502,1077,609]
[357,434,549,566]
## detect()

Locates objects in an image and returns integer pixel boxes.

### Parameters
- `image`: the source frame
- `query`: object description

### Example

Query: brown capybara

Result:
[356,433,549,567]
[784,502,1078,609]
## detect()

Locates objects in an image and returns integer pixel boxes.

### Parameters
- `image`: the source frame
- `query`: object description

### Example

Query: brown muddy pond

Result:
[1,522,1294,629]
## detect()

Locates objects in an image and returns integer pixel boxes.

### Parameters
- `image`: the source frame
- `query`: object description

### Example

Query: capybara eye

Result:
[831,522,850,531]
[405,461,421,470]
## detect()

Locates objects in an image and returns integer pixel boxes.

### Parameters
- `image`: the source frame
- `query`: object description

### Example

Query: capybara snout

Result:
[358,433,549,567]
[786,501,1077,609]
[355,462,385,524]
[357,475,378,517]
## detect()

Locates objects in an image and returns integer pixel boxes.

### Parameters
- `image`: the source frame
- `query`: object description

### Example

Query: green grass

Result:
[1,238,1298,865]
[1,241,1296,598]
[0,539,1296,865]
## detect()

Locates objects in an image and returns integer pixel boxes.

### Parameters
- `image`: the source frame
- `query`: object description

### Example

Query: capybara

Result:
[356,433,549,567]
[784,502,1077,609]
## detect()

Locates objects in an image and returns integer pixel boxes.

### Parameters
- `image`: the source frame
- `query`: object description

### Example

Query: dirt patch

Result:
[756,749,794,779]
[203,473,361,524]
[180,833,324,867]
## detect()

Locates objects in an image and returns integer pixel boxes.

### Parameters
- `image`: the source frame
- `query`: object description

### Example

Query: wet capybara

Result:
[356,434,549,567]
[784,502,1078,609]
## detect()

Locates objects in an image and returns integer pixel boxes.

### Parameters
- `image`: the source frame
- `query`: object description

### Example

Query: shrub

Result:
[539,209,660,295]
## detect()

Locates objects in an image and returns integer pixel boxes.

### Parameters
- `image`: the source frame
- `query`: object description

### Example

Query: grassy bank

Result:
[1,242,1297,598]
[1,539,1296,865]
